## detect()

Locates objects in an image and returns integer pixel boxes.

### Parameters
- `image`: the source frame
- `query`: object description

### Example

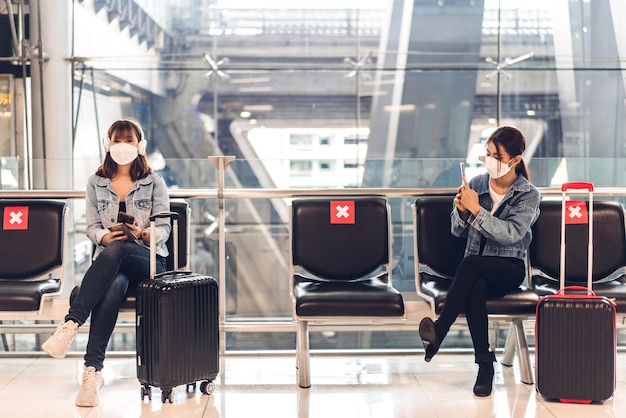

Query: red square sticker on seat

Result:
[330,200,355,224]
[3,206,29,230]
[564,201,588,224]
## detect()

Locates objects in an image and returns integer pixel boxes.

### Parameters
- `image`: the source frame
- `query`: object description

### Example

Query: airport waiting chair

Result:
[529,199,626,314]
[0,199,69,314]
[70,201,191,311]
[412,196,539,384]
[289,197,406,388]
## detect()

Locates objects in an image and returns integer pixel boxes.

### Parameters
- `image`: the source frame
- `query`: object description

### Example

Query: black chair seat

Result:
[0,200,67,314]
[532,274,626,313]
[420,273,540,316]
[294,274,405,317]
[0,278,60,311]
[120,290,136,311]
[290,197,402,388]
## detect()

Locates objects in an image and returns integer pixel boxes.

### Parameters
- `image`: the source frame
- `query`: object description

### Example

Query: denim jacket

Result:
[450,173,540,260]
[85,173,171,259]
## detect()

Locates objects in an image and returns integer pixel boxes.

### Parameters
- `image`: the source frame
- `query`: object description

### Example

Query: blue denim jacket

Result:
[85,173,171,259]
[450,173,540,260]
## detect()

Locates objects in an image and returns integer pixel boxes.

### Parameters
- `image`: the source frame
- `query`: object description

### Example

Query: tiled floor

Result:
[0,352,624,417]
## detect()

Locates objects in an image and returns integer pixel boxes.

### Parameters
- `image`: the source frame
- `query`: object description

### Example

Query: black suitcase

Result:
[136,211,219,403]
[535,183,616,403]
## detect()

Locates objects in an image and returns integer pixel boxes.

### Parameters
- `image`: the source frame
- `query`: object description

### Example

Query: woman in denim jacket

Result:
[42,118,170,407]
[419,126,540,397]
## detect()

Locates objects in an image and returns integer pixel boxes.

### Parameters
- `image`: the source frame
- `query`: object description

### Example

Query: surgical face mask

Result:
[109,143,138,165]
[484,156,512,179]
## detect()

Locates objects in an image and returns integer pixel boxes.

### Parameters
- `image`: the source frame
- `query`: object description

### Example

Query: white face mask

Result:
[484,156,512,179]
[109,143,138,165]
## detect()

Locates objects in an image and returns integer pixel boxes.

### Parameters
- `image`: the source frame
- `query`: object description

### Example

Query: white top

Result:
[489,183,506,214]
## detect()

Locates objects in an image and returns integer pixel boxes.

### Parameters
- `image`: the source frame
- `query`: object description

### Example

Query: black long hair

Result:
[487,126,530,180]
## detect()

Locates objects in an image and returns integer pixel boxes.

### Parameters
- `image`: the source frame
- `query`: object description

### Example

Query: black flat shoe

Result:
[418,317,440,362]
[473,362,495,397]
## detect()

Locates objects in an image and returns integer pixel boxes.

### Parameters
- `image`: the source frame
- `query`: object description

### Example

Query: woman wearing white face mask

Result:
[418,126,540,397]
[42,118,170,407]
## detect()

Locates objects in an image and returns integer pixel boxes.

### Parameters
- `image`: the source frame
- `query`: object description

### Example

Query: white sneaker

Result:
[41,320,79,359]
[75,366,104,407]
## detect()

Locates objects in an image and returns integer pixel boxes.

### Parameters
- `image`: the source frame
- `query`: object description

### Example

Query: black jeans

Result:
[67,241,166,370]
[437,255,525,357]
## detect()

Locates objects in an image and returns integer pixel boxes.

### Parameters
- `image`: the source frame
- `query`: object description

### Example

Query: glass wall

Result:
[63,0,626,190]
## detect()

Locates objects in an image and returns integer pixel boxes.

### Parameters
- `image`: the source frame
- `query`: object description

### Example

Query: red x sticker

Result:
[3,206,29,230]
[330,200,355,224]
[564,201,588,224]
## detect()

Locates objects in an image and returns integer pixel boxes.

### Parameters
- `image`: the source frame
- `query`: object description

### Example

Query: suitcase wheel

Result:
[185,382,197,392]
[140,384,152,401]
[161,389,173,403]
[200,380,215,395]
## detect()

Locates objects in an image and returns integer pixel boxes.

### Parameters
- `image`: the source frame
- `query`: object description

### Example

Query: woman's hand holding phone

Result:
[102,212,142,245]
[455,171,481,217]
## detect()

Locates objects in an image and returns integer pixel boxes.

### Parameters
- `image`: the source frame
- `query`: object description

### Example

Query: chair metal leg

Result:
[297,386,311,418]
[500,322,517,367]
[296,320,311,388]
[512,318,534,385]
[0,321,8,351]
[488,325,497,352]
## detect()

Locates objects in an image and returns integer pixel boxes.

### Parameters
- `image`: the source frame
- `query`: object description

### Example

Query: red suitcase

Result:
[136,212,219,403]
[535,182,616,403]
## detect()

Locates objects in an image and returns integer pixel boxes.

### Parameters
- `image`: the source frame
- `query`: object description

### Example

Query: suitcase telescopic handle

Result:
[560,182,594,290]
[149,211,179,278]
[149,211,179,221]
[557,286,596,296]
[561,182,594,192]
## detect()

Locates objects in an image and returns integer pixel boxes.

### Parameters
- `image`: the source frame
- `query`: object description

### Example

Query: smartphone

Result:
[110,211,136,240]
[459,162,466,179]
[117,211,135,225]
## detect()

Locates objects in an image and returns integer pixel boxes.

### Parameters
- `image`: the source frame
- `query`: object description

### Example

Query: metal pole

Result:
[207,155,236,353]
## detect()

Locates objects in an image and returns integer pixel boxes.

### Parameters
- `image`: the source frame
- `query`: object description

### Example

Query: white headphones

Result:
[103,118,147,155]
